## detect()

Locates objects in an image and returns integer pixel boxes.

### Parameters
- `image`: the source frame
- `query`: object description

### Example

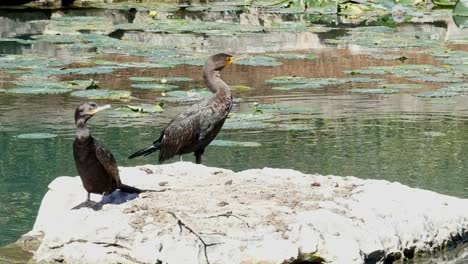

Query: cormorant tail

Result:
[128,142,160,159]
[119,184,143,194]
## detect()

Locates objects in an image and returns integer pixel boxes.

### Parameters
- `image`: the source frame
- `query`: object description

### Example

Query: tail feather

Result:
[119,184,143,194]
[128,143,160,159]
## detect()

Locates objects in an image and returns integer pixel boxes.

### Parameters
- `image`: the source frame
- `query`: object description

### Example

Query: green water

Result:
[0,5,468,250]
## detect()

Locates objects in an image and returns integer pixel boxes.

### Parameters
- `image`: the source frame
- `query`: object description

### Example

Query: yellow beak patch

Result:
[225,56,234,66]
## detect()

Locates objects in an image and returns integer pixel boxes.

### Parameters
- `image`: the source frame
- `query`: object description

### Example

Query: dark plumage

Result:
[73,102,142,203]
[128,53,234,164]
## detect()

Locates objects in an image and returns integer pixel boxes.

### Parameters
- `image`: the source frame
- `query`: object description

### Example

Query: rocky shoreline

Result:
[4,162,468,263]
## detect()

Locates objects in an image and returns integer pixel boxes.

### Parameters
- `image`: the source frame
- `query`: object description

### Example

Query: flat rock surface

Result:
[24,162,468,263]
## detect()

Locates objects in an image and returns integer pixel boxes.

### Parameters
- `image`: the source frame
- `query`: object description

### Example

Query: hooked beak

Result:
[88,104,111,115]
[225,56,234,67]
[230,55,250,64]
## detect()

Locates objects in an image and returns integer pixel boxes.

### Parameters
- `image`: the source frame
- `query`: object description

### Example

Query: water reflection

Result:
[0,6,468,253]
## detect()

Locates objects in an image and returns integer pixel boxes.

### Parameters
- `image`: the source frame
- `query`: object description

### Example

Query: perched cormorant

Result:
[128,53,234,164]
[73,102,142,204]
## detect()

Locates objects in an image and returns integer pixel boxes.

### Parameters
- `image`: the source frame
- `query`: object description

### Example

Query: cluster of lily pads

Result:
[343,63,467,97]
[324,26,443,49]
[265,75,384,90]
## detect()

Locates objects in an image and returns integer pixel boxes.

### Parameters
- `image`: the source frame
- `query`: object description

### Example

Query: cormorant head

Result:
[204,53,234,72]
[74,102,111,125]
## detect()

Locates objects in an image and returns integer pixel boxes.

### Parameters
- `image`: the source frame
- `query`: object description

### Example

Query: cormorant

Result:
[128,53,234,164]
[73,102,142,204]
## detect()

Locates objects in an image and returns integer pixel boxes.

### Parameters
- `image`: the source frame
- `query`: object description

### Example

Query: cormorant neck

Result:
[203,68,231,98]
[76,119,90,143]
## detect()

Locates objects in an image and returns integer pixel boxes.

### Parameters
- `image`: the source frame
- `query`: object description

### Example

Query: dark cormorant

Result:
[73,102,142,204]
[128,53,234,164]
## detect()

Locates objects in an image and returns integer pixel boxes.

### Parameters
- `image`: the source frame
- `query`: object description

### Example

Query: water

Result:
[0,6,467,256]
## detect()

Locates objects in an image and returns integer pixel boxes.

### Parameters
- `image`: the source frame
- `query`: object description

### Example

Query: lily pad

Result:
[129,77,158,82]
[443,83,468,93]
[414,92,459,98]
[223,120,275,130]
[15,133,57,139]
[379,83,425,89]
[256,104,289,110]
[129,77,193,82]
[120,104,164,113]
[344,64,449,78]
[230,85,253,92]
[350,88,399,94]
[235,56,282,67]
[265,76,310,84]
[131,83,178,90]
[67,79,99,90]
[228,113,275,122]
[161,89,212,102]
[6,87,73,95]
[267,53,317,60]
[407,75,464,83]
[70,90,132,100]
[210,140,262,147]
[272,83,327,90]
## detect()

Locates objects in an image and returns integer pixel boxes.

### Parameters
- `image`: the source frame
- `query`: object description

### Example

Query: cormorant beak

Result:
[225,56,234,67]
[88,104,111,115]
[230,55,250,64]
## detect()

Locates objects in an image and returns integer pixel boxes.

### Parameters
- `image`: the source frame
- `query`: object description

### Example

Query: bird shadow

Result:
[71,190,139,211]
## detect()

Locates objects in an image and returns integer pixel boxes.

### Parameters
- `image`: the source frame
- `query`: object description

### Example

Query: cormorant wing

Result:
[158,104,203,163]
[95,140,121,184]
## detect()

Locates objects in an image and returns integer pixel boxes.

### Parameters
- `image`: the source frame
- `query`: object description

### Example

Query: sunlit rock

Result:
[15,162,468,263]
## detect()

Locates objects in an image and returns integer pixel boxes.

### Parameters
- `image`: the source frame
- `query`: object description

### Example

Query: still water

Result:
[0,6,468,250]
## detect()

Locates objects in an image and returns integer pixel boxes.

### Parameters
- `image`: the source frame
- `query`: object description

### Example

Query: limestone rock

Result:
[21,162,468,263]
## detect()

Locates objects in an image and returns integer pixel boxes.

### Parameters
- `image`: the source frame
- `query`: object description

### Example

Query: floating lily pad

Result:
[324,26,442,48]
[28,66,115,76]
[256,104,289,110]
[15,133,57,139]
[407,75,464,83]
[344,64,449,77]
[265,76,310,84]
[210,140,262,147]
[119,104,164,113]
[223,120,275,130]
[379,83,425,89]
[267,53,317,60]
[443,83,468,93]
[131,83,178,90]
[129,77,158,82]
[161,89,212,102]
[31,34,82,44]
[230,85,253,92]
[67,79,99,90]
[70,90,132,100]
[453,0,468,28]
[129,77,193,82]
[414,92,459,98]
[228,113,275,121]
[6,87,73,95]
[0,37,36,45]
[350,88,399,94]
[236,56,282,67]
[272,83,327,90]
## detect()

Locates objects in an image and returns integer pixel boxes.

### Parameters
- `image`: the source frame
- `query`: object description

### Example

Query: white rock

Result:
[20,162,468,263]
